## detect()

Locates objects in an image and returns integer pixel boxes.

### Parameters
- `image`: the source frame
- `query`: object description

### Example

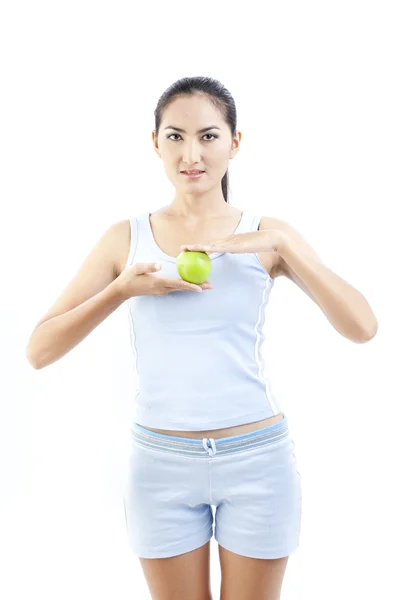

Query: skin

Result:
[147,93,284,440]
[148,94,283,439]
[137,93,289,600]
[128,92,376,599]
[152,92,241,220]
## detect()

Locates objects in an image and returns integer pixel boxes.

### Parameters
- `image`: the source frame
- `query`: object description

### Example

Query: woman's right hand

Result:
[115,262,213,299]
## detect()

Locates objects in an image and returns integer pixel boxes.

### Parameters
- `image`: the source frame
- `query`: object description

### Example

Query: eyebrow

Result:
[164,126,221,134]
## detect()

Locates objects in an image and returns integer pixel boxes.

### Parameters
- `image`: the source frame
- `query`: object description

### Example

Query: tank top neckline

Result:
[143,210,248,263]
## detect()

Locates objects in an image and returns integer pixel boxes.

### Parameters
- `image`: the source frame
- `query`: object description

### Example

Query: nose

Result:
[182,140,202,165]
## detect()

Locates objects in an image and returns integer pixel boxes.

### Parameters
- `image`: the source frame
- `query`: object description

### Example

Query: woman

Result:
[26,76,378,600]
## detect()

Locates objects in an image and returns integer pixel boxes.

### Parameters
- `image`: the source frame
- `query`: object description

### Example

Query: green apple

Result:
[176,251,212,284]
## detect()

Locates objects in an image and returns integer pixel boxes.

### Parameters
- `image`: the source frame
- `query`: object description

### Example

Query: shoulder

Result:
[258,215,323,305]
[257,216,289,277]
[258,215,322,279]
[253,215,285,278]
[258,215,299,237]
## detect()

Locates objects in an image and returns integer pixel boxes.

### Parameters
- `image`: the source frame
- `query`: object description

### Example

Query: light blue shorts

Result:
[123,414,302,560]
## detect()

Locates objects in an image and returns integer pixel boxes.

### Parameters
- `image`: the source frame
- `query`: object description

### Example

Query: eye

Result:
[167,133,218,141]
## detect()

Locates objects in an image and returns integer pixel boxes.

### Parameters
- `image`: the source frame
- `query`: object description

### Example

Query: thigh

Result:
[219,546,289,600]
[213,435,302,560]
[123,439,213,559]
[140,540,213,600]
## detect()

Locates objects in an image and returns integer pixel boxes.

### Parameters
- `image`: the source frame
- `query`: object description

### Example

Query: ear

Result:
[152,130,161,158]
[230,130,242,159]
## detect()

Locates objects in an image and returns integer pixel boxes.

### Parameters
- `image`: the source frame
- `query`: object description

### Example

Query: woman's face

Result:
[152,94,241,193]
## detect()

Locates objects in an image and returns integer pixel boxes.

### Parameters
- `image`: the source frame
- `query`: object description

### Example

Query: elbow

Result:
[26,346,43,370]
[357,320,378,344]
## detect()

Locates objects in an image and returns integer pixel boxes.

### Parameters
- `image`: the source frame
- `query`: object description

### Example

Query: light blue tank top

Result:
[123,210,282,431]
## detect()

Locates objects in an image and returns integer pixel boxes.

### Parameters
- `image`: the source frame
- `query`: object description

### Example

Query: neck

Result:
[166,192,230,219]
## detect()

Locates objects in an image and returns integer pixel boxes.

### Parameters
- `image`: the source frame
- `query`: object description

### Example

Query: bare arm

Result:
[26,220,128,369]
[25,219,209,369]
[26,281,126,369]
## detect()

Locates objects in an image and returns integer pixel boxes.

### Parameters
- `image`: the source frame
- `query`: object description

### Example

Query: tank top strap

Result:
[236,212,262,234]
[135,211,155,246]
[124,212,154,269]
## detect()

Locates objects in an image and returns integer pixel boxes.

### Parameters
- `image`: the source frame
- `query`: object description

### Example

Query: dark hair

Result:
[154,76,237,203]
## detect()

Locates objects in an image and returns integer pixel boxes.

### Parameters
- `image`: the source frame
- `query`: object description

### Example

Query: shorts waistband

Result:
[130,415,289,458]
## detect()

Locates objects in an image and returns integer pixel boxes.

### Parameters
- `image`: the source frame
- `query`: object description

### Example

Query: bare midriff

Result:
[136,412,285,440]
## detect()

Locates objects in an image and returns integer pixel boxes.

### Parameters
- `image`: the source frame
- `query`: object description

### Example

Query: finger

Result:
[182,283,203,292]
[134,262,161,275]
[180,245,211,252]
[169,287,203,293]
[164,278,202,293]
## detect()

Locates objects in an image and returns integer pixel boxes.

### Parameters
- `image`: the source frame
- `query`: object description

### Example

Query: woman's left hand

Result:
[179,229,286,256]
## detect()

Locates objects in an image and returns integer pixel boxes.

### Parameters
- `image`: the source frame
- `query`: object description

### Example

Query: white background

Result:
[1,1,398,599]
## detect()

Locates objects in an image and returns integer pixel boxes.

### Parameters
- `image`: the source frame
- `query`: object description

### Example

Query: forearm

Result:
[278,235,378,342]
[26,280,127,370]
